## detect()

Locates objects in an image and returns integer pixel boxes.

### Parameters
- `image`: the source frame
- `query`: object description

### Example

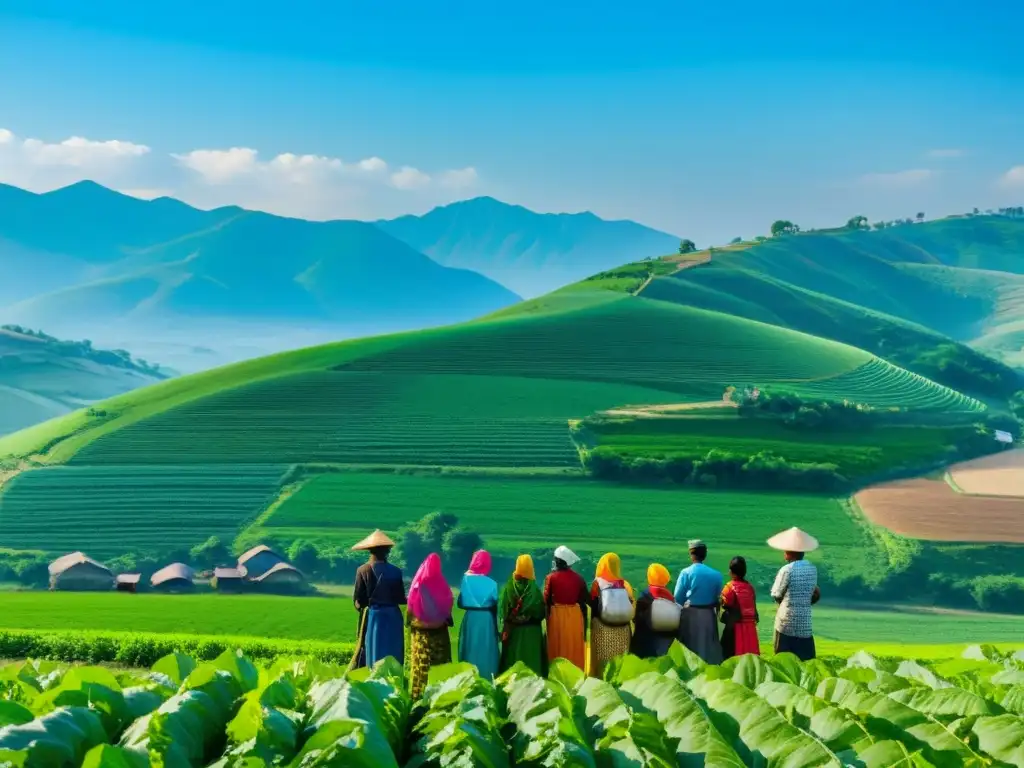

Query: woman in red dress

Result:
[720,556,760,658]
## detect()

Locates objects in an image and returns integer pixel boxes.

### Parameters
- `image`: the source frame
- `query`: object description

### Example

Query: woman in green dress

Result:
[498,554,547,675]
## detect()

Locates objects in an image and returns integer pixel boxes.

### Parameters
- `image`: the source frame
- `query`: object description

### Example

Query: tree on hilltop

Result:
[916,212,925,222]
[730,236,743,244]
[846,215,868,230]
[770,220,800,237]
[678,239,697,255]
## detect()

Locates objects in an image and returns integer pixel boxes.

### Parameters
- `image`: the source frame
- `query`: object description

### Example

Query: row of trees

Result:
[1,325,164,376]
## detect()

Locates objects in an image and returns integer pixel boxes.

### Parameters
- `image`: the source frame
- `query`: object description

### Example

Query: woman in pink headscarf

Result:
[406,553,454,698]
[457,550,499,679]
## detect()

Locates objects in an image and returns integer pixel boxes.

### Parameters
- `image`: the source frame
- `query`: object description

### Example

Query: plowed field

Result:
[855,477,1024,542]
[948,448,1024,497]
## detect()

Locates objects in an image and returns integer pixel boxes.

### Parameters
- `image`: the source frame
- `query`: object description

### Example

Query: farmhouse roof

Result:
[116,573,142,585]
[48,551,111,576]
[237,545,282,565]
[151,562,195,586]
[214,566,247,579]
[251,562,303,582]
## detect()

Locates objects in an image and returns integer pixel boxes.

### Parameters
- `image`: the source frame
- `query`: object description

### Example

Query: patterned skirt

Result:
[408,625,452,699]
[589,616,631,678]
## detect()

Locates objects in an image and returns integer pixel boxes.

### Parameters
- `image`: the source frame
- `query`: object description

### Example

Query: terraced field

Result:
[254,472,874,585]
[68,372,679,467]
[782,358,985,412]
[586,413,976,478]
[0,464,287,556]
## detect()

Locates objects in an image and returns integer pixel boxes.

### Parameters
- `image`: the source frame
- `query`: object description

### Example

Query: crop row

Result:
[0,644,1021,767]
[0,465,286,556]
[785,358,984,412]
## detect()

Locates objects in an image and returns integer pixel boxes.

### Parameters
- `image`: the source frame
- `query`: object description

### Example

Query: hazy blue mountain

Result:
[378,196,681,297]
[0,183,521,357]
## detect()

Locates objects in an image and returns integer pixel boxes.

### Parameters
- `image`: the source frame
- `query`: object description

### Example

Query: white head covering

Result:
[767,527,819,553]
[554,546,580,567]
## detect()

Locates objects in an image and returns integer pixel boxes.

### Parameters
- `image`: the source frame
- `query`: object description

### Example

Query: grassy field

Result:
[586,412,977,478]
[254,472,875,585]
[0,591,1021,656]
[0,464,287,556]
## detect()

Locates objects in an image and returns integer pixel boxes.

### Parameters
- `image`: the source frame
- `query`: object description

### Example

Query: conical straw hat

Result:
[351,529,395,551]
[767,527,819,553]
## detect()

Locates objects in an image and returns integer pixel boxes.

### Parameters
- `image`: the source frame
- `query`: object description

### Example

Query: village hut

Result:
[236,545,286,580]
[49,552,114,591]
[151,563,196,593]
[250,562,307,594]
[115,573,141,593]
[213,566,247,593]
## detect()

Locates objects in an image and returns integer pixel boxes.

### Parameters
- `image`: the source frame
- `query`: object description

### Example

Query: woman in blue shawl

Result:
[457,549,500,679]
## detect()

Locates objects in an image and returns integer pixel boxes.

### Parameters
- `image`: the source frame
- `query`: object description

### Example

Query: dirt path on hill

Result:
[947,448,1024,498]
[601,399,737,418]
[0,461,30,493]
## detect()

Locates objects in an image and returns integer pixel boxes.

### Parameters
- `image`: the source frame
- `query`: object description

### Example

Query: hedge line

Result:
[0,629,354,667]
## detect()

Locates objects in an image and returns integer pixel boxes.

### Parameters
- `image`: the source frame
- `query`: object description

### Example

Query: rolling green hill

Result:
[0,326,166,436]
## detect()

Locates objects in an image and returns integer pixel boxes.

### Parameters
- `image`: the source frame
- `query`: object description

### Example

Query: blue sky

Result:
[0,0,1021,242]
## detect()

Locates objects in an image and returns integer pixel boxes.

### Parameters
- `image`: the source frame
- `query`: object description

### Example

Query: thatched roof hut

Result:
[213,565,247,592]
[251,562,307,594]
[115,573,141,593]
[237,545,285,580]
[49,552,114,591]
[151,563,195,592]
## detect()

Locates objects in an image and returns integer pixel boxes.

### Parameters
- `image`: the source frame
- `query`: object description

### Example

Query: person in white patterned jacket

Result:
[768,527,821,660]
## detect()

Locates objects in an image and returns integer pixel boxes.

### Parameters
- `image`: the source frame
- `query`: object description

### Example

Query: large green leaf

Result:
[894,661,952,691]
[816,677,987,767]
[502,672,596,767]
[999,686,1024,715]
[620,672,744,768]
[289,719,398,768]
[120,688,231,768]
[971,714,1024,766]
[211,651,259,694]
[151,654,197,687]
[578,677,688,767]
[755,681,873,753]
[888,686,1003,720]
[0,706,108,768]
[33,668,129,739]
[81,744,152,768]
[689,677,844,767]
[547,659,586,694]
[664,643,706,682]
[0,701,34,728]
[854,739,935,767]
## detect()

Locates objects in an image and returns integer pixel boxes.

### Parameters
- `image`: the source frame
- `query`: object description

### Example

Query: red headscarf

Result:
[408,553,454,625]
[467,549,492,576]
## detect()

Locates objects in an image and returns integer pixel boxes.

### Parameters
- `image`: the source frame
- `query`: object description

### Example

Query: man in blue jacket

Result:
[674,539,724,663]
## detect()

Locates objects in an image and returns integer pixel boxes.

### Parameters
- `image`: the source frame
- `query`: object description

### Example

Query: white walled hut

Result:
[236,545,286,580]
[250,562,307,594]
[151,563,196,593]
[49,552,114,591]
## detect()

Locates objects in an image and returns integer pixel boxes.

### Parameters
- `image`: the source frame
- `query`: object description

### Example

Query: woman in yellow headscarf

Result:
[498,554,547,675]
[630,563,679,659]
[588,553,635,677]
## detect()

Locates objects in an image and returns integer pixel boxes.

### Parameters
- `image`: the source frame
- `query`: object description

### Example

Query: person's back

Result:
[674,561,723,606]
[773,559,817,637]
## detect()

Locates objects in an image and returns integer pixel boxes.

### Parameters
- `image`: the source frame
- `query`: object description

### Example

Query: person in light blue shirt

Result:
[674,539,724,663]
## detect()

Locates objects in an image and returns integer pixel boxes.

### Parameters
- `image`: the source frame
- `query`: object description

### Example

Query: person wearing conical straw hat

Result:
[673,539,724,664]
[543,545,589,671]
[350,530,406,670]
[767,527,821,661]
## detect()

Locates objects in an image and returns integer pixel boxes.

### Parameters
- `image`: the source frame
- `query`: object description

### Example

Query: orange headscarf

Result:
[592,553,633,598]
[647,563,674,601]
[514,554,535,581]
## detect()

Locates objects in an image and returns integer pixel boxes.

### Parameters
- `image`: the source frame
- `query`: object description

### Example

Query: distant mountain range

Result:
[379,197,680,297]
[0,183,678,372]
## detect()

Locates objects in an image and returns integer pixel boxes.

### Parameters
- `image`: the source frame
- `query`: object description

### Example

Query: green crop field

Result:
[68,373,680,468]
[0,465,287,556]
[254,472,875,585]
[586,413,976,478]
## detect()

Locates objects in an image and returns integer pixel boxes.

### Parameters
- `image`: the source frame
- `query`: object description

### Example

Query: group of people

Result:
[349,526,821,697]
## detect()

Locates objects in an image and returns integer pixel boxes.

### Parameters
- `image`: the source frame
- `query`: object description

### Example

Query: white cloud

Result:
[439,167,479,189]
[0,128,13,145]
[999,166,1024,188]
[927,148,965,159]
[357,157,387,172]
[21,135,150,167]
[172,147,258,183]
[859,168,935,187]
[390,166,432,190]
